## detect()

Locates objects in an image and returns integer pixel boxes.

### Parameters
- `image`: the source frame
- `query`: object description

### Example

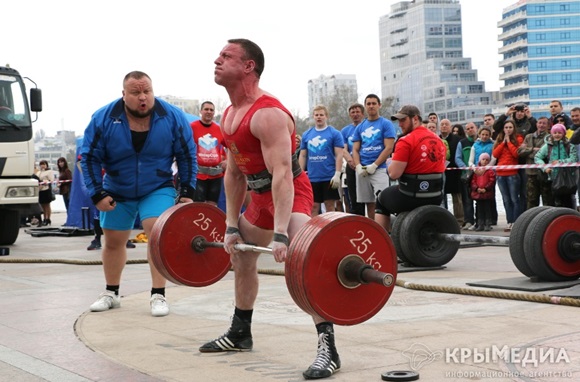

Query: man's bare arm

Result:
[373,138,395,166]
[251,108,294,237]
[224,152,247,228]
[388,160,407,180]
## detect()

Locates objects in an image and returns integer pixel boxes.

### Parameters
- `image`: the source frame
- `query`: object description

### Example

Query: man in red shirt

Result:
[190,101,226,206]
[376,105,447,231]
[198,39,340,380]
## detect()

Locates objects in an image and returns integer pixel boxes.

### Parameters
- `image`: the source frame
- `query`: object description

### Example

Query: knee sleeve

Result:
[374,195,388,215]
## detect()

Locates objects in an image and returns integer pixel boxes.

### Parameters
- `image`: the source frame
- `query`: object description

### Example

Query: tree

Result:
[34,129,45,142]
[318,84,359,130]
[381,96,398,119]
[294,114,310,136]
[212,97,230,125]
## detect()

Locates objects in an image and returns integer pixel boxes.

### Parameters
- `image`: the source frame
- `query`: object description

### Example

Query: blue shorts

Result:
[100,187,177,231]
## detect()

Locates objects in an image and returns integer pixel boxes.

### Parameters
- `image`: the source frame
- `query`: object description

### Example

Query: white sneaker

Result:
[462,222,473,230]
[90,291,120,312]
[150,294,169,317]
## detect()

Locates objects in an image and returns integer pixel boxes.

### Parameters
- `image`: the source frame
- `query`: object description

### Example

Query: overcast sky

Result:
[3,0,515,136]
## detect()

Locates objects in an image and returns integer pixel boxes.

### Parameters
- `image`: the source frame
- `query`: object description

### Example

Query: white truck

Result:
[0,65,42,245]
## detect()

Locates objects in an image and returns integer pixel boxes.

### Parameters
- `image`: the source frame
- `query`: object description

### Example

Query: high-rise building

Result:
[379,0,494,124]
[307,74,358,113]
[498,0,580,117]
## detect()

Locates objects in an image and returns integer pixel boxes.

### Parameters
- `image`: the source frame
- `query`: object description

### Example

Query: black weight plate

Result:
[400,205,460,267]
[391,211,411,264]
[509,206,549,277]
[381,370,420,381]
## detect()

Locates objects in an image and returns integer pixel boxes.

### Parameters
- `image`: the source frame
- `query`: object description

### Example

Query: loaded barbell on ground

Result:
[149,202,398,325]
[392,205,580,282]
[191,236,394,288]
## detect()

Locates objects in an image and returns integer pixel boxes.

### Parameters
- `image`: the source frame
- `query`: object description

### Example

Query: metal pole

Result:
[197,237,394,287]
[438,233,510,246]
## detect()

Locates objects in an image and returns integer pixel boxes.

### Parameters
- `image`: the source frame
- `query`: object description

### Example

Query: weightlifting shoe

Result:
[150,294,169,317]
[303,324,341,379]
[199,315,253,352]
[90,291,120,312]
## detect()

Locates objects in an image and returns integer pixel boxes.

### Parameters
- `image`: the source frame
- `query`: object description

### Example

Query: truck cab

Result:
[0,66,42,245]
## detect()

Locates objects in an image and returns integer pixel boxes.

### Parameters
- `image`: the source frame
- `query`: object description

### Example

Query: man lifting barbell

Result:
[203,39,339,380]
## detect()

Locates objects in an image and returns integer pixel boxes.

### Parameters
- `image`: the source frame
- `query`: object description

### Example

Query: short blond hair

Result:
[313,105,329,117]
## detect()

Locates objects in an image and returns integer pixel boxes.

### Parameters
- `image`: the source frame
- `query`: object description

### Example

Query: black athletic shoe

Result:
[87,239,102,251]
[126,241,136,249]
[199,315,253,352]
[303,325,341,379]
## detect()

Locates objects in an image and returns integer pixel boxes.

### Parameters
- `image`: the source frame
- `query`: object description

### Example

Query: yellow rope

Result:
[1,258,578,307]
[0,258,147,265]
[395,279,580,307]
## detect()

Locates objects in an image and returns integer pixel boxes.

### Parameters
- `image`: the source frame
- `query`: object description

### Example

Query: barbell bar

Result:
[438,233,509,246]
[191,236,394,288]
[438,232,580,250]
[149,202,398,325]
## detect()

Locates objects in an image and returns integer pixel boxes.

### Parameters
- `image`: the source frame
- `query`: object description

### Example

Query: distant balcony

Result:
[500,79,529,93]
[497,10,527,28]
[498,39,527,54]
[499,66,528,80]
[390,27,407,34]
[502,94,530,104]
[391,53,409,60]
[499,52,528,67]
[390,38,408,47]
[498,25,527,41]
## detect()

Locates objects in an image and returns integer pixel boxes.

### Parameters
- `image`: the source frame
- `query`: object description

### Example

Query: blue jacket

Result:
[80,98,197,201]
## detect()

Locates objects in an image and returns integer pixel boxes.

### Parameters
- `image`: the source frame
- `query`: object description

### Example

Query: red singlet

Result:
[221,95,313,229]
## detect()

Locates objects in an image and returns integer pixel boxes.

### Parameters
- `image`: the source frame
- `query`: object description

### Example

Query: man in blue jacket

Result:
[81,71,197,317]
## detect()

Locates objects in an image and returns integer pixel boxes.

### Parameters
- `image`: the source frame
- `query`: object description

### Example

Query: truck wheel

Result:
[0,210,20,245]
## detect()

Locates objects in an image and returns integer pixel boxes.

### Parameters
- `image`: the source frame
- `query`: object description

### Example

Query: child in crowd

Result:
[470,153,496,231]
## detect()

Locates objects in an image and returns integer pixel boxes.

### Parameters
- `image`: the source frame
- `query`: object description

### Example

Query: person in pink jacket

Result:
[470,153,496,231]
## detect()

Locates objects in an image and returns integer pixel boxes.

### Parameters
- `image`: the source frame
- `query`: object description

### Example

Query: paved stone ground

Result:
[1,211,579,382]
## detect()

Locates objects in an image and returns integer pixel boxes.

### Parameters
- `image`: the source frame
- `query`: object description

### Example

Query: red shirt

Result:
[392,126,446,174]
[190,120,226,180]
[221,95,296,176]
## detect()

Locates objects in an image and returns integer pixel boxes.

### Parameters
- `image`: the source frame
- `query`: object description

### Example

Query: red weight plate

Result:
[287,222,322,317]
[149,202,231,287]
[542,214,580,278]
[286,212,397,325]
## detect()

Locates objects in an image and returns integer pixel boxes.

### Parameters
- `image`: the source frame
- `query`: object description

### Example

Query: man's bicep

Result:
[252,109,293,169]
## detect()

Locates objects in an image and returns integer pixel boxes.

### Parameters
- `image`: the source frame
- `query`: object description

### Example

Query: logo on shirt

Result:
[308,136,328,153]
[361,126,380,141]
[198,133,219,151]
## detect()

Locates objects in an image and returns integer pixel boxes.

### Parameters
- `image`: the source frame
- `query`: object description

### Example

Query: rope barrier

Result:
[395,279,580,308]
[38,179,73,185]
[447,162,580,171]
[2,258,577,308]
[0,258,147,265]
